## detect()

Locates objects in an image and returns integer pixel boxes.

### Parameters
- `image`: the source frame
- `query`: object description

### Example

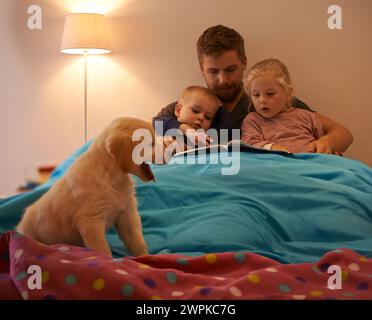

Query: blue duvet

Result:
[1,143,371,263]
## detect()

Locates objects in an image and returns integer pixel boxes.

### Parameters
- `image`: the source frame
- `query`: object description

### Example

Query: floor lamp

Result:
[60,13,111,143]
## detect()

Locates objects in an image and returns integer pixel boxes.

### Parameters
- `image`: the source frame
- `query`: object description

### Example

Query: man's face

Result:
[201,50,247,103]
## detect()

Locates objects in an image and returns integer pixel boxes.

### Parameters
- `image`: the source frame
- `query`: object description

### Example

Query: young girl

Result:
[241,58,324,153]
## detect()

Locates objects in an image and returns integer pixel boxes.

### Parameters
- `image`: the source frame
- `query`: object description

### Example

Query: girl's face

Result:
[250,73,292,119]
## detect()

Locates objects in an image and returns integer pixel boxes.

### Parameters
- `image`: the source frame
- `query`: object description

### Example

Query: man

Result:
[153,25,353,153]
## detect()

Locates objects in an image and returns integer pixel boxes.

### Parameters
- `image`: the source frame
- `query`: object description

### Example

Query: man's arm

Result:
[152,102,181,135]
[292,98,353,153]
[307,113,353,153]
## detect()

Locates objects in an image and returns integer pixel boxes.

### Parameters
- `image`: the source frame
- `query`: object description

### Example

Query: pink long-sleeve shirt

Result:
[241,108,324,153]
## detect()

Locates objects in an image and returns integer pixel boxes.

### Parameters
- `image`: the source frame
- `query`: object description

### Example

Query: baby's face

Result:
[176,94,220,130]
[250,73,291,119]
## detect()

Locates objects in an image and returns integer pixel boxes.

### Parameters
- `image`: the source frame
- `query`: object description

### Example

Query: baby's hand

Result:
[185,130,212,149]
[271,144,290,153]
[178,123,197,134]
[161,136,175,148]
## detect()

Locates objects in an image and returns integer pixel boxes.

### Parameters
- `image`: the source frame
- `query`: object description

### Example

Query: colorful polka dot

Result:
[115,269,128,275]
[171,291,184,297]
[348,263,360,271]
[342,271,349,281]
[342,292,354,297]
[205,254,217,264]
[42,271,50,283]
[247,274,261,284]
[21,291,29,300]
[144,278,157,289]
[35,255,46,260]
[112,258,124,262]
[292,295,306,300]
[139,264,151,269]
[200,287,212,295]
[356,282,368,290]
[166,272,177,284]
[88,262,100,267]
[214,277,225,281]
[176,258,189,266]
[15,271,27,281]
[151,295,162,300]
[93,278,105,290]
[58,246,70,252]
[122,284,134,296]
[278,284,291,293]
[230,286,242,297]
[65,274,77,285]
[310,291,323,297]
[265,267,278,273]
[312,266,322,274]
[84,256,97,260]
[14,249,23,259]
[360,256,368,262]
[60,259,71,264]
[234,253,246,263]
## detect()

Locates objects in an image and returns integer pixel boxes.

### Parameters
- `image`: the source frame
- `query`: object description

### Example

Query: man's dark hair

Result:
[196,25,246,67]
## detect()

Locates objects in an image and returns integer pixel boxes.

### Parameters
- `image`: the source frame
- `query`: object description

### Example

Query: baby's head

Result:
[175,86,222,130]
[244,58,294,119]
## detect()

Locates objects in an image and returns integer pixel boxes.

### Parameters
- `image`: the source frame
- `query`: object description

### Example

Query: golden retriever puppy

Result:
[16,117,156,257]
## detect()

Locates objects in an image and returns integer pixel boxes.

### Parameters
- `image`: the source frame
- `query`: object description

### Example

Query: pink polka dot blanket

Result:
[0,231,371,300]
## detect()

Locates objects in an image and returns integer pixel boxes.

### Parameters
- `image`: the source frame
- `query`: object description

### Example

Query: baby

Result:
[241,58,324,153]
[159,85,222,149]
[175,85,222,132]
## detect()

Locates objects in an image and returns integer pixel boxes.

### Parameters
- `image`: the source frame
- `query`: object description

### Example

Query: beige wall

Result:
[0,0,371,196]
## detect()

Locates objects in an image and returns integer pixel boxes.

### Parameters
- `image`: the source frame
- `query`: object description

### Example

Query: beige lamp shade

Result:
[60,13,111,54]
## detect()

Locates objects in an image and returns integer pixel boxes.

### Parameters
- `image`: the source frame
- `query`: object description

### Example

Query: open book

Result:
[174,139,293,157]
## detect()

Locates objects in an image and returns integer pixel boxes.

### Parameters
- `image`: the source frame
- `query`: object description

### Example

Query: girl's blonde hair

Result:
[244,58,294,111]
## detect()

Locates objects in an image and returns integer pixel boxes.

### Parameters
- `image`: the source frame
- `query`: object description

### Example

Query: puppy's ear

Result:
[105,132,133,172]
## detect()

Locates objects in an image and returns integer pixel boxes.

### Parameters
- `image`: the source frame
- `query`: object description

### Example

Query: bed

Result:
[1,143,371,300]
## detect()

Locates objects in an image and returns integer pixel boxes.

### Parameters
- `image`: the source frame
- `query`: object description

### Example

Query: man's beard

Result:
[213,83,242,103]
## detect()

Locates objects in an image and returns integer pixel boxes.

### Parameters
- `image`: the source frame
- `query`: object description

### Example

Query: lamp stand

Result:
[60,13,111,145]
[84,53,88,144]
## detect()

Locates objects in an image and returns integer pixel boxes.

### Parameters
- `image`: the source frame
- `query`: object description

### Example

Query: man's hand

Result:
[316,113,353,153]
[307,136,333,154]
